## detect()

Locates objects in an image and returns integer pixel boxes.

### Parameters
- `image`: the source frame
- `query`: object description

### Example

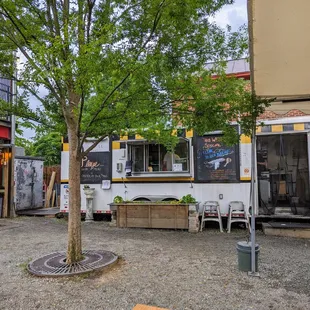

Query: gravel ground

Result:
[0,217,310,310]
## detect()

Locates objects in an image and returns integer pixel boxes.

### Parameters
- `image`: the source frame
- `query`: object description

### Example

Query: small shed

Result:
[14,156,44,211]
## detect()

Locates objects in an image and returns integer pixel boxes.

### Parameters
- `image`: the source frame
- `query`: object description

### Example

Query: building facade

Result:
[0,77,14,217]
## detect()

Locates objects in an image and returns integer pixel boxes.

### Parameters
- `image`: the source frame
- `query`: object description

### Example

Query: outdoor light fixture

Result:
[0,152,6,165]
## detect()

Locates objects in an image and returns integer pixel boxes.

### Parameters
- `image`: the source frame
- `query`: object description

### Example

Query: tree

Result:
[32,131,62,165]
[0,0,248,263]
[15,120,61,164]
[15,135,34,155]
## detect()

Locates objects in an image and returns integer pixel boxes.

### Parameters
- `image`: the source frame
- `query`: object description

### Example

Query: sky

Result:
[212,0,247,31]
[22,0,248,140]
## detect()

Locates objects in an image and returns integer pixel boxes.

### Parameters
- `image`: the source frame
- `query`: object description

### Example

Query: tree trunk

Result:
[66,126,83,264]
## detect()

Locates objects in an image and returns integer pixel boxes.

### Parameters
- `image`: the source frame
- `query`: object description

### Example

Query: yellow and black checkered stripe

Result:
[111,129,194,150]
[256,122,310,134]
[61,136,69,151]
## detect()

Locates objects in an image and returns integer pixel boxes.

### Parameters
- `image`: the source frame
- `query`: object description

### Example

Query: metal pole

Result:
[249,127,260,277]
[11,52,17,145]
[9,53,17,218]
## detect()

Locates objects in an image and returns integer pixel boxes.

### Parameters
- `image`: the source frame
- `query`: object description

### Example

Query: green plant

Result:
[113,196,124,203]
[180,194,196,204]
[83,185,90,189]
[169,200,180,205]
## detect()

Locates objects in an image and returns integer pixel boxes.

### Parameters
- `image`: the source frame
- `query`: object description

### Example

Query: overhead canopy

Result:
[248,0,310,99]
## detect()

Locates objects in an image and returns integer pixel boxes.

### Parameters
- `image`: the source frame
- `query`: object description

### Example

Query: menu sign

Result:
[195,135,239,182]
[81,152,111,184]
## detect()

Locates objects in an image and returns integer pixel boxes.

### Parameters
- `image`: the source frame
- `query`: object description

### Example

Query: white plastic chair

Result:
[200,201,223,232]
[227,201,250,233]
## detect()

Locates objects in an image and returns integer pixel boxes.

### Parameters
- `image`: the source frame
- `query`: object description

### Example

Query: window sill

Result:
[130,171,191,178]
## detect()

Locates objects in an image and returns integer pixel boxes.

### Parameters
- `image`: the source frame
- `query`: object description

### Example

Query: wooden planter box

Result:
[113,203,189,230]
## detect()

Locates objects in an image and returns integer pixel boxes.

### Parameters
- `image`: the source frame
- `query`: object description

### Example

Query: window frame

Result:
[127,138,190,174]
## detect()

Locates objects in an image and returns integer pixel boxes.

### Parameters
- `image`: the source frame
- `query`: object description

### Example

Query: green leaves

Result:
[32,131,62,165]
[15,130,62,165]
[0,0,250,149]
[179,194,196,204]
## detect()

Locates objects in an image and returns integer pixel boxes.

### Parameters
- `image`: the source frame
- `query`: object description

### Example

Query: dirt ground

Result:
[0,217,310,310]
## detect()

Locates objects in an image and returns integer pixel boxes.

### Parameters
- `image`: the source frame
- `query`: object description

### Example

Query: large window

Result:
[128,139,189,173]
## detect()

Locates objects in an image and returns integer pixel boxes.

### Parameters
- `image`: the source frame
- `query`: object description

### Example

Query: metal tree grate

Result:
[28,250,118,277]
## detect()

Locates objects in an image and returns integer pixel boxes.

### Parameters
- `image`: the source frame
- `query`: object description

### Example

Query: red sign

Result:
[0,126,10,139]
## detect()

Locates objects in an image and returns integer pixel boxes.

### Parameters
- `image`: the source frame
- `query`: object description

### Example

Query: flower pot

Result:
[188,202,198,212]
[83,188,95,199]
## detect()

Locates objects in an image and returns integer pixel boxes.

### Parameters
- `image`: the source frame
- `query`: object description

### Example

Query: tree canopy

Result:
[0,0,248,148]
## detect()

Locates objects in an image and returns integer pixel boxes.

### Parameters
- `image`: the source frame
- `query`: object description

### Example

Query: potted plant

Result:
[113,196,124,203]
[180,194,198,211]
[83,185,95,199]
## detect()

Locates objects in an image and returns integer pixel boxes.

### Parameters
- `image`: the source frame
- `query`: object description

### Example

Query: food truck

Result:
[61,114,310,218]
[60,126,253,217]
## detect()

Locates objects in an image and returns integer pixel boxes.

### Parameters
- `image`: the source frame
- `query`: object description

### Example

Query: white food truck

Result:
[61,115,310,218]
[60,126,253,217]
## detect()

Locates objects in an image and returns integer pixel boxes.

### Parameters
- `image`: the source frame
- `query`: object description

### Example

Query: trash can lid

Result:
[237,241,259,250]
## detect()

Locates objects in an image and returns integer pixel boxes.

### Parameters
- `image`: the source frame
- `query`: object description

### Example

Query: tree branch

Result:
[77,90,84,137]
[1,7,31,45]
[24,0,45,23]
[51,0,61,37]
[86,0,96,43]
[80,71,132,147]
[46,0,55,37]
[0,27,63,104]
[81,0,166,144]
[82,134,108,156]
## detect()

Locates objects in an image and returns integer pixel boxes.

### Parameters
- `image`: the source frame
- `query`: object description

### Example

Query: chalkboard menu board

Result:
[195,135,239,182]
[81,152,111,184]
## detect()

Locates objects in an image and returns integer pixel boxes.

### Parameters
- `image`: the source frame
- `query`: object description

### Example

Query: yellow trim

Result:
[172,130,177,136]
[240,176,251,181]
[272,125,283,132]
[63,143,69,151]
[112,141,120,150]
[294,123,305,131]
[256,126,262,133]
[135,134,144,140]
[112,177,194,182]
[61,179,69,183]
[240,134,251,144]
[186,129,193,138]
[120,135,128,140]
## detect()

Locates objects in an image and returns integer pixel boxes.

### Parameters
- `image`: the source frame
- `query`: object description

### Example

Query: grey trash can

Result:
[236,241,259,272]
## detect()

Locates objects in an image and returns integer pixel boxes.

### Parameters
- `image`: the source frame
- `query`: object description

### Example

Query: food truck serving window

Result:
[194,134,240,183]
[128,139,189,173]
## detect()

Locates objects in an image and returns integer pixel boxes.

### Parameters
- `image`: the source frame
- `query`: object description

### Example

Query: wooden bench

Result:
[133,304,169,310]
